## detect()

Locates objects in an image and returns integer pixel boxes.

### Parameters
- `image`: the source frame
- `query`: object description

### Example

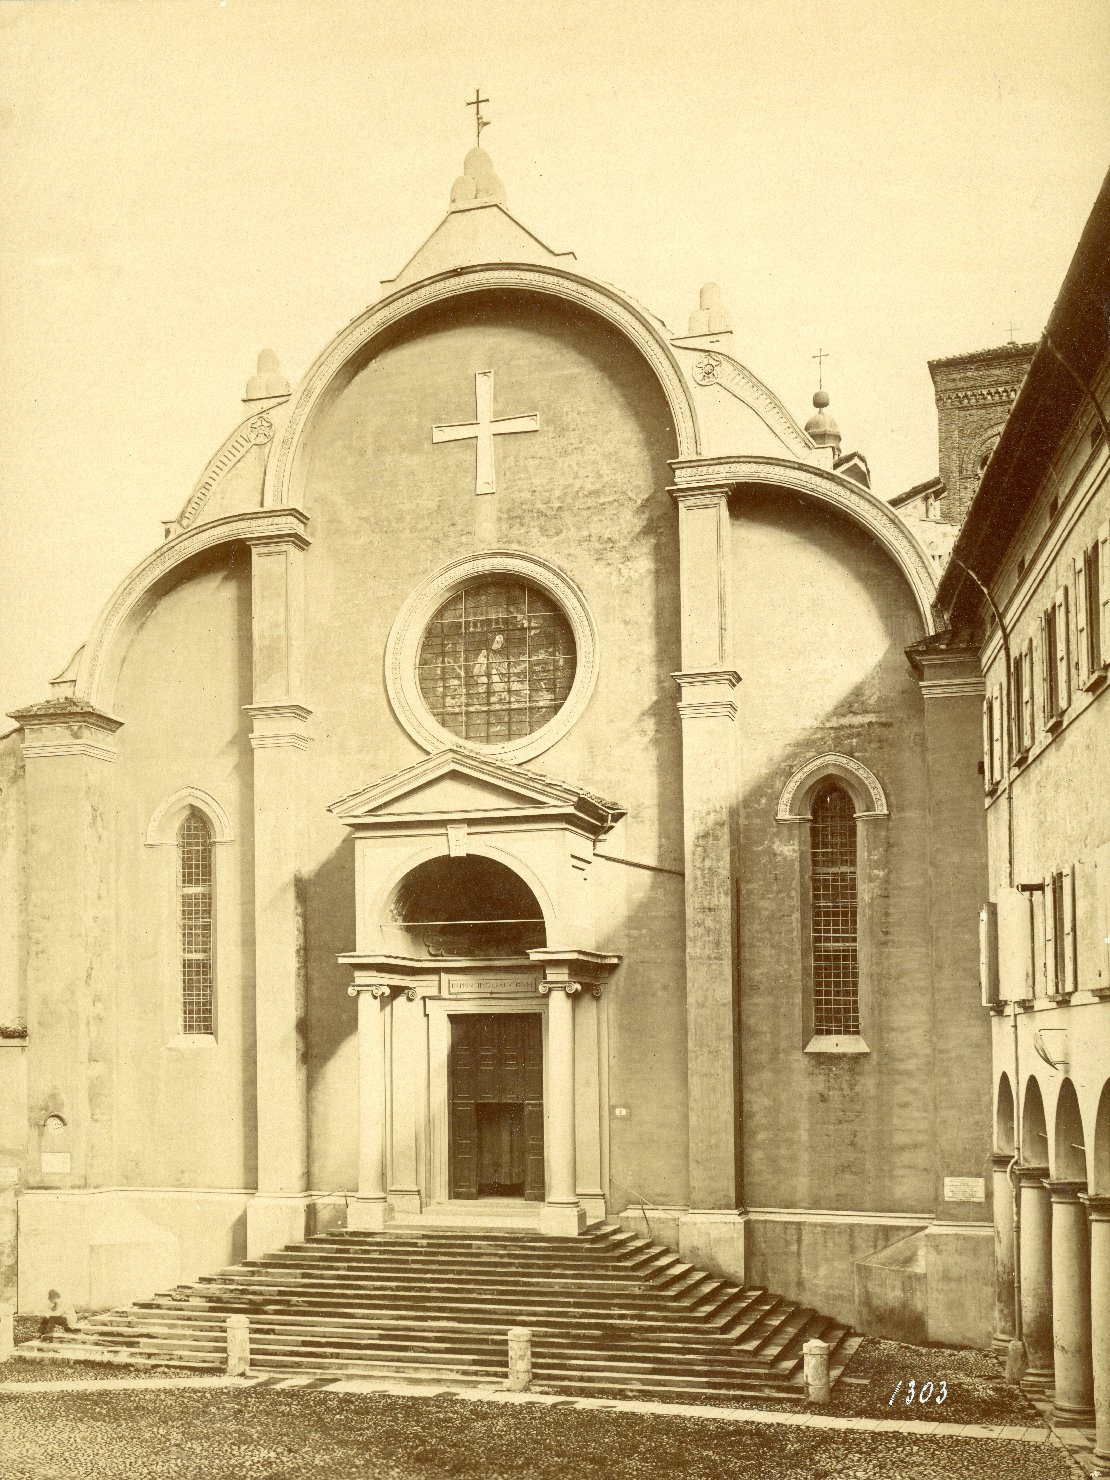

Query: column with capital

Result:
[1081,1195,1110,1461]
[243,518,315,1258]
[348,984,393,1231]
[1015,1165,1054,1385]
[670,478,744,1281]
[990,1152,1017,1351]
[1046,1180,1094,1423]
[539,978,585,1236]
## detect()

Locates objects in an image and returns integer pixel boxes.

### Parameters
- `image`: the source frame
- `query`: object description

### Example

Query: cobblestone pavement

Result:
[0,1387,1080,1479]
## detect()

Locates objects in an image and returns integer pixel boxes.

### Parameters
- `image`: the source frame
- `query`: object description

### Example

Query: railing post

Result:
[0,1303,14,1362]
[507,1327,532,1392]
[226,1314,250,1376]
[803,1337,831,1406]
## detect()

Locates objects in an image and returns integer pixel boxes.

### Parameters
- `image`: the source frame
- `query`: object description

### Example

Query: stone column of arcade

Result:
[348,984,392,1229]
[670,477,744,1282]
[244,520,315,1259]
[539,979,586,1237]
[991,1152,1017,1351]
[1046,1180,1095,1424]
[1081,1195,1110,1462]
[1015,1165,1054,1387]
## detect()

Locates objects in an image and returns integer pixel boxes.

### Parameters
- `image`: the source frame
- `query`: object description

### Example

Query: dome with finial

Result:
[805,388,841,450]
[449,147,507,211]
[243,349,290,403]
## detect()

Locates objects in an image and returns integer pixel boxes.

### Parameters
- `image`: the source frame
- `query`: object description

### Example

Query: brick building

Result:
[1,145,996,1351]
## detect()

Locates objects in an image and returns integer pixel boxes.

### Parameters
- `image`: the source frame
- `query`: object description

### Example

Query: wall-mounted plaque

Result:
[444,975,538,997]
[943,1176,985,1203]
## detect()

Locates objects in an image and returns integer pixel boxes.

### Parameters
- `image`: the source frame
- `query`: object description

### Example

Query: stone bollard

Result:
[226,1315,249,1377]
[506,1326,532,1392]
[803,1337,831,1406]
[0,1303,14,1363]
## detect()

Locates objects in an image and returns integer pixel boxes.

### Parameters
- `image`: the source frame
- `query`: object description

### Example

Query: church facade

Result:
[0,147,995,1345]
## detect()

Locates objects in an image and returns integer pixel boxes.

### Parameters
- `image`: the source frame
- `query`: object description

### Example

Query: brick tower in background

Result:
[928,342,1036,524]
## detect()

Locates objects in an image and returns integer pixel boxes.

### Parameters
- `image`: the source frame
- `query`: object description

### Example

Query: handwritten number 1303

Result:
[889,1379,948,1405]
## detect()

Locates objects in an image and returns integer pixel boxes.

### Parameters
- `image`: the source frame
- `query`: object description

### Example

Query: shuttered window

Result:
[178,810,214,1035]
[810,783,860,1036]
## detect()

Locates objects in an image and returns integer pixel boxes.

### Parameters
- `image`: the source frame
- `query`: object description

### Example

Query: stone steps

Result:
[25,1222,861,1401]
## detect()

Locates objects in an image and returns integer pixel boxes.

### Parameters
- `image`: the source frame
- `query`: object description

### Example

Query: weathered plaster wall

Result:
[111,547,256,1191]
[295,290,688,1208]
[732,490,988,1219]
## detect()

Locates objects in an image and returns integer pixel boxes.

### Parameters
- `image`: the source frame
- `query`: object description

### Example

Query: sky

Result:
[1,0,1107,719]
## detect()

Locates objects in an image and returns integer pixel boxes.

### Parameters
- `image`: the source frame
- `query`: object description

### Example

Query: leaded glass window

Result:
[417,578,576,743]
[178,809,214,1035]
[810,782,859,1036]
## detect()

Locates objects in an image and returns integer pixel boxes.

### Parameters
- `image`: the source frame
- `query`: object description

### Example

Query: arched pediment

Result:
[673,454,939,634]
[776,752,890,821]
[262,264,701,510]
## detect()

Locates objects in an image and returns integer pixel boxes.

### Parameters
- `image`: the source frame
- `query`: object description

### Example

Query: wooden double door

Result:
[449,1013,544,1200]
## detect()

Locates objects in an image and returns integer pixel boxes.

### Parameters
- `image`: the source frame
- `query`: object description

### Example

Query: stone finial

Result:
[243,349,290,403]
[449,146,507,211]
[688,282,733,336]
[805,388,842,451]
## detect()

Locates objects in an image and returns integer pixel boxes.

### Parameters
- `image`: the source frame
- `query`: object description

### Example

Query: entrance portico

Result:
[329,749,623,1236]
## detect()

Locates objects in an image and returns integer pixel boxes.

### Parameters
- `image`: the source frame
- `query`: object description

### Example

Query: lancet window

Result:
[809,782,860,1036]
[177,809,214,1035]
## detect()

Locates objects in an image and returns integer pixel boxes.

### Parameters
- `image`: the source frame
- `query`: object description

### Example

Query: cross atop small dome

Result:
[805,387,842,451]
[449,146,507,211]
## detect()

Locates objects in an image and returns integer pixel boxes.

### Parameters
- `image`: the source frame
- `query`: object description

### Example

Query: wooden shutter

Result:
[449,1017,479,1198]
[1099,521,1110,668]
[1040,610,1051,726]
[982,699,992,787]
[1009,656,1021,757]
[1062,865,1076,993]
[1055,585,1071,711]
[523,1015,545,1202]
[979,902,999,1006]
[1043,873,1057,994]
[1075,556,1090,687]
[991,685,1003,781]
[1022,640,1034,751]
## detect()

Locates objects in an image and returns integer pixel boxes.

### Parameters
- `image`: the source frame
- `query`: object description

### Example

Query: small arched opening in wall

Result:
[1053,1078,1087,1182]
[995,1072,1015,1155]
[384,853,548,960]
[1021,1076,1049,1168]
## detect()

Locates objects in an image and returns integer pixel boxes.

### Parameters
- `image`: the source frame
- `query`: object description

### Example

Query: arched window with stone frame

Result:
[177,808,215,1036]
[145,787,233,1045]
[776,753,889,1053]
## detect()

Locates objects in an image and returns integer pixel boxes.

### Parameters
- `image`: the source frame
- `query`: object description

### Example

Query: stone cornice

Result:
[264,263,700,509]
[933,384,1023,409]
[671,455,938,635]
[8,697,124,763]
[73,508,311,710]
[905,634,985,697]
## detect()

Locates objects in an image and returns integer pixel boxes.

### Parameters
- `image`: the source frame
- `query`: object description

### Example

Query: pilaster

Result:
[8,700,123,1191]
[906,637,991,1221]
[244,524,313,1254]
[990,1151,1016,1350]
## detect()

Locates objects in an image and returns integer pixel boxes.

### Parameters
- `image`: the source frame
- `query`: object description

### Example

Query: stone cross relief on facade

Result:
[432,370,539,496]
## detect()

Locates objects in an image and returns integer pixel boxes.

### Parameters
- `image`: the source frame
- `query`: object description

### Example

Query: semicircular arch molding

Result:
[369,836,560,946]
[674,455,938,634]
[995,1072,1016,1155]
[262,264,701,510]
[72,508,310,711]
[776,752,890,822]
[1021,1075,1049,1165]
[145,786,233,846]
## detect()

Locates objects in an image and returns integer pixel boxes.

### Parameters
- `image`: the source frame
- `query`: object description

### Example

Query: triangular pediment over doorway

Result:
[328,748,625,838]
